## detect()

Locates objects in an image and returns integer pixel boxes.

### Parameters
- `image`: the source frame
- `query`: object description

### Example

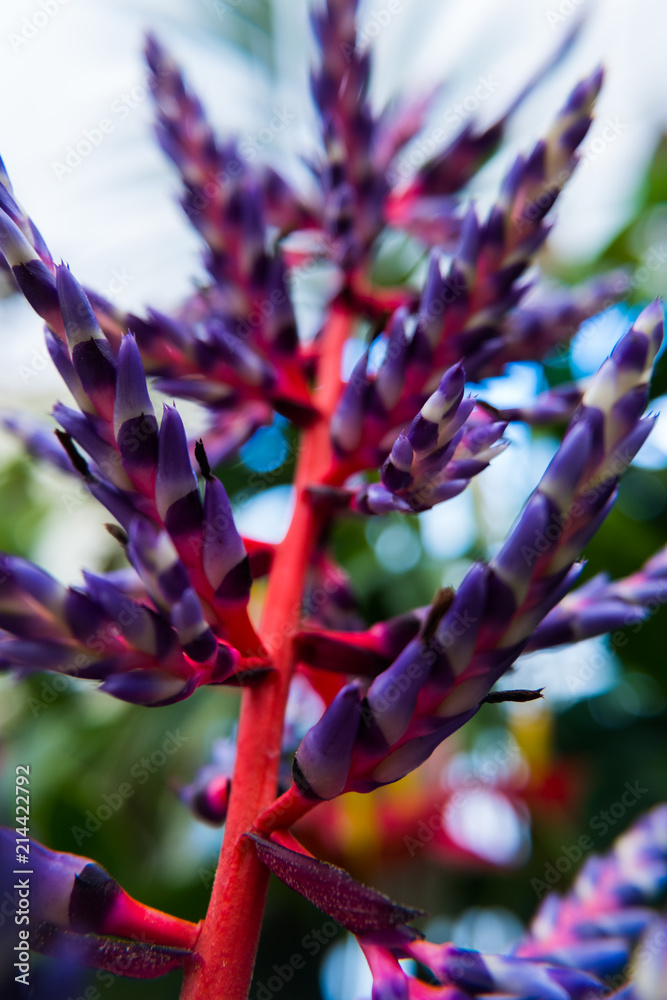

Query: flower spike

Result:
[291,303,663,801]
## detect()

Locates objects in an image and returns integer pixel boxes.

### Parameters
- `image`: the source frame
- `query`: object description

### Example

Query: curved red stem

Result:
[179,305,352,1000]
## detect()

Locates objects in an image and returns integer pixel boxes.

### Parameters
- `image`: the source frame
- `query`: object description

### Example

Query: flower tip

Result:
[390,432,414,471]
[634,299,664,354]
[128,514,158,552]
[438,361,467,399]
[116,331,150,396]
[457,205,479,267]
[588,64,605,96]
[55,260,75,288]
[566,67,604,115]
[56,263,107,351]
[158,404,189,460]
[582,64,605,101]
[0,207,37,266]
[144,32,165,70]
[159,402,187,440]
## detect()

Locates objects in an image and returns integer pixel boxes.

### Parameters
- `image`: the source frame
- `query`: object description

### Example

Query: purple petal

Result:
[46,329,92,415]
[540,418,592,509]
[294,681,363,800]
[492,492,552,601]
[156,405,203,537]
[54,403,131,490]
[82,571,173,658]
[114,335,158,487]
[100,669,195,706]
[201,473,248,595]
[170,587,217,663]
[0,211,60,327]
[56,266,116,419]
[457,205,479,269]
[366,641,433,744]
[331,352,370,455]
[375,310,409,411]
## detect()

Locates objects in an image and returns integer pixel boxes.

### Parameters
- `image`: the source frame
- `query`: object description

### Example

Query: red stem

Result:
[180,306,352,1000]
[254,784,318,836]
[108,894,200,950]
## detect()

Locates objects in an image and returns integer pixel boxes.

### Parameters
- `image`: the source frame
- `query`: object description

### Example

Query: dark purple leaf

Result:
[32,923,196,979]
[245,833,424,935]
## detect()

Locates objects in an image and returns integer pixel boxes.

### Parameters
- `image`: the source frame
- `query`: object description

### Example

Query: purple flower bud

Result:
[457,205,480,271]
[156,405,203,543]
[366,640,433,745]
[0,210,61,331]
[374,310,409,412]
[114,335,158,491]
[127,519,191,613]
[170,587,218,664]
[331,351,371,455]
[47,328,98,417]
[294,681,364,800]
[100,669,196,706]
[54,403,133,492]
[56,266,116,421]
[202,474,250,601]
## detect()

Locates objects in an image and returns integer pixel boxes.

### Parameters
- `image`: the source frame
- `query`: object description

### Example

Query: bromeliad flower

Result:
[292,540,667,682]
[142,35,315,428]
[309,0,586,276]
[1,1,666,997]
[275,302,662,813]
[0,220,267,701]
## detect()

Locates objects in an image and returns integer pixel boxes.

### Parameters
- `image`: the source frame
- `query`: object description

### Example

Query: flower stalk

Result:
[180,306,352,1000]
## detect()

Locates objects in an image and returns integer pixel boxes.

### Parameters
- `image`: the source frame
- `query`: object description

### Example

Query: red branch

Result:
[108,895,201,950]
[254,783,319,835]
[180,305,352,1000]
